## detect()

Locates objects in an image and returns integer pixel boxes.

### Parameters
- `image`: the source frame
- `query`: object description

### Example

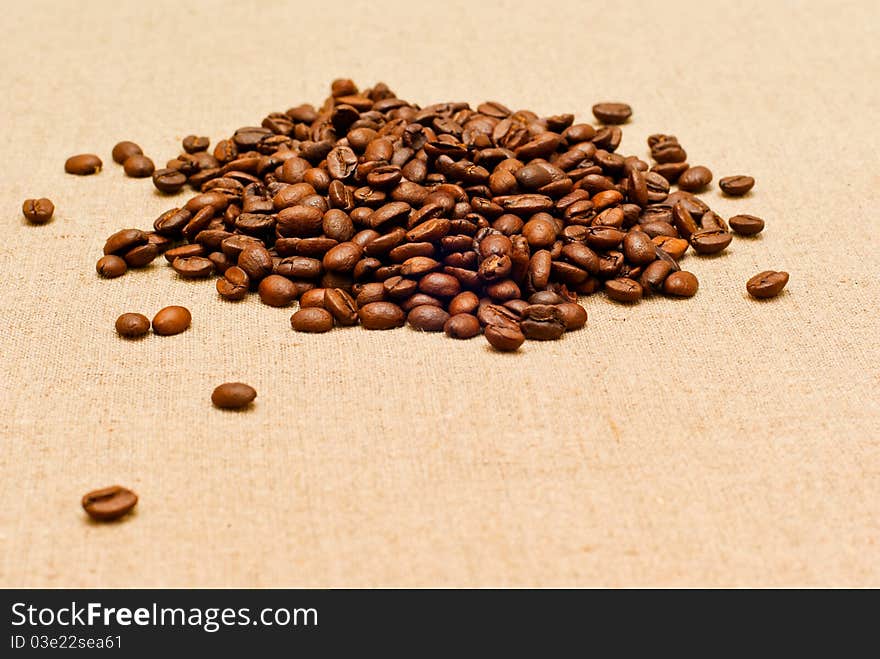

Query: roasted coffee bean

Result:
[605,277,643,303]
[484,324,525,351]
[592,102,632,124]
[323,241,363,272]
[152,306,191,335]
[112,141,143,164]
[291,307,335,332]
[639,259,674,294]
[746,270,789,299]
[22,197,54,224]
[324,288,359,325]
[65,154,102,175]
[444,313,481,339]
[623,230,656,265]
[677,166,713,192]
[217,266,250,301]
[258,275,298,306]
[123,154,155,178]
[172,256,214,278]
[557,302,588,330]
[152,167,187,193]
[407,304,450,331]
[519,304,566,340]
[96,255,127,278]
[183,135,210,153]
[729,214,765,236]
[419,272,461,298]
[719,175,755,196]
[115,313,150,338]
[690,229,732,255]
[238,244,274,281]
[82,486,137,521]
[359,301,405,329]
[212,382,257,409]
[663,271,699,297]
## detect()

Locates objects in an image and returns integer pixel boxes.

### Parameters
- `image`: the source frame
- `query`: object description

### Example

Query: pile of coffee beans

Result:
[91,79,786,351]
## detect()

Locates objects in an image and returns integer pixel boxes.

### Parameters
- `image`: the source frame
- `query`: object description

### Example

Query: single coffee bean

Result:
[639,259,674,294]
[663,271,699,297]
[519,304,566,340]
[484,324,525,351]
[623,230,657,265]
[258,275,298,307]
[216,266,250,301]
[65,153,102,175]
[407,304,450,332]
[359,301,405,330]
[211,382,257,409]
[324,288,359,325]
[746,270,789,299]
[291,307,335,332]
[123,154,155,178]
[592,102,632,124]
[448,291,480,316]
[152,306,192,335]
[82,485,138,521]
[22,198,54,224]
[690,229,732,255]
[719,175,755,196]
[729,214,765,236]
[444,313,481,339]
[556,302,588,330]
[183,135,210,153]
[96,255,127,278]
[677,166,712,192]
[172,256,214,279]
[112,141,143,164]
[605,277,643,303]
[115,313,150,338]
[152,167,187,193]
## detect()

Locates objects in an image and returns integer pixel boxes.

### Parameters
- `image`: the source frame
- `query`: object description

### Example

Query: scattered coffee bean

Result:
[183,135,210,153]
[729,214,765,236]
[359,301,405,330]
[719,175,755,196]
[112,141,143,164]
[123,154,155,178]
[407,304,450,332]
[211,382,257,409]
[65,153,102,176]
[258,275,298,306]
[677,166,713,192]
[746,270,789,299]
[216,266,249,301]
[115,313,151,338]
[592,102,632,124]
[444,313,481,339]
[152,167,187,193]
[557,302,588,330]
[605,278,643,303]
[22,198,54,224]
[663,271,699,297]
[152,306,191,335]
[291,307,335,332]
[96,255,127,278]
[484,324,525,351]
[82,485,138,521]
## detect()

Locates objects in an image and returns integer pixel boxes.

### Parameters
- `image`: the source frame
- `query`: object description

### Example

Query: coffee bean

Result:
[172,256,214,279]
[746,270,789,299]
[324,288,358,325]
[123,154,155,178]
[639,259,674,294]
[719,175,755,196]
[605,277,643,303]
[623,230,657,265]
[519,304,566,340]
[729,214,765,236]
[152,167,187,193]
[359,301,405,329]
[65,154,102,175]
[152,306,191,335]
[407,304,449,332]
[82,485,137,521]
[677,166,713,192]
[183,135,210,153]
[444,313,481,339]
[217,266,250,301]
[291,307,335,332]
[690,229,732,255]
[212,382,257,409]
[663,271,699,297]
[112,141,143,164]
[115,313,150,338]
[237,244,274,281]
[484,324,525,351]
[557,302,588,330]
[258,275,298,306]
[22,198,54,224]
[592,102,632,124]
[96,255,127,278]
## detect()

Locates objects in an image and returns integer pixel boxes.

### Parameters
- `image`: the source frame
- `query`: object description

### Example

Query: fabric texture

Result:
[0,0,877,587]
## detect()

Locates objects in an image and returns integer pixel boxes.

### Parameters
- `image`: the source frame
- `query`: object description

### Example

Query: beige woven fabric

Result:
[1,0,878,588]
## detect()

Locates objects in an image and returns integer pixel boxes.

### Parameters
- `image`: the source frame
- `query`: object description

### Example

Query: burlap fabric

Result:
[1,0,877,587]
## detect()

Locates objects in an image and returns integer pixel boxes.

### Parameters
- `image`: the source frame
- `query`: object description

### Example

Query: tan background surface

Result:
[1,0,878,587]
